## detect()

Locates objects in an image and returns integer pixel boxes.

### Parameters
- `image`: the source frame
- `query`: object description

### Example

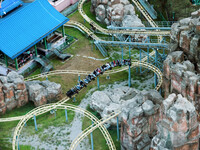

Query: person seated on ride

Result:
[80,80,87,87]
[127,59,131,66]
[110,61,114,68]
[73,87,79,94]
[85,75,91,82]
[113,60,116,67]
[97,68,102,74]
[106,62,112,70]
[84,78,89,84]
[76,84,82,90]
[116,60,122,67]
[66,89,73,98]
[89,74,95,80]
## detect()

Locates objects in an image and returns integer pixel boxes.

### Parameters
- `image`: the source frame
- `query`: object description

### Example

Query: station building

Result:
[0,0,70,75]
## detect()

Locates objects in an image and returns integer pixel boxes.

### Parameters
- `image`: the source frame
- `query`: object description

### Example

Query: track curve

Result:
[0,60,162,123]
[75,0,169,36]
[12,103,118,150]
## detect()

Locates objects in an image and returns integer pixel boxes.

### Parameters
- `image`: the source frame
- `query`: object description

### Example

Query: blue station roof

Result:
[0,0,69,59]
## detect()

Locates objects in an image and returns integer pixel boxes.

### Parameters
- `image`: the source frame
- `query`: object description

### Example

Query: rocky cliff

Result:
[90,0,144,27]
[0,72,62,115]
[151,94,199,150]
[163,9,200,112]
[90,86,163,149]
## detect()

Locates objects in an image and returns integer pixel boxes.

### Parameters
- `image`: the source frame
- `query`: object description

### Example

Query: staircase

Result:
[52,49,71,60]
[94,41,108,57]
[34,57,53,73]
[138,0,157,19]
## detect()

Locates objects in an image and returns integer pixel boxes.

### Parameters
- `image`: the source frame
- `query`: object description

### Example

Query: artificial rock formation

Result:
[90,86,163,149]
[0,72,62,115]
[163,9,200,112]
[151,94,199,150]
[90,0,144,27]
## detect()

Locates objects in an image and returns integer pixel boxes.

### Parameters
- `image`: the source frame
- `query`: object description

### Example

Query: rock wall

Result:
[163,9,200,111]
[90,86,163,149]
[90,0,144,27]
[0,72,62,115]
[151,94,199,150]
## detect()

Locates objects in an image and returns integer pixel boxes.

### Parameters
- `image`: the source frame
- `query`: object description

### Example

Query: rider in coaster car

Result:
[84,78,90,84]
[113,60,116,67]
[116,60,121,67]
[89,73,96,80]
[80,80,87,87]
[128,59,131,66]
[96,68,102,75]
[110,61,114,68]
[107,62,112,70]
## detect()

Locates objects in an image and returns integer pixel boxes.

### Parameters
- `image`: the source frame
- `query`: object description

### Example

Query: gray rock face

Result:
[26,80,61,107]
[164,9,200,112]
[90,86,163,150]
[151,94,199,150]
[91,0,144,27]
[0,72,62,115]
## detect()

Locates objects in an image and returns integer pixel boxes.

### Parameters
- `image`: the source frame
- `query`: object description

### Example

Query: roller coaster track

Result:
[70,111,121,150]
[0,60,162,123]
[12,103,118,150]
[76,0,166,35]
[66,20,170,36]
[1,2,165,147]
[132,0,157,28]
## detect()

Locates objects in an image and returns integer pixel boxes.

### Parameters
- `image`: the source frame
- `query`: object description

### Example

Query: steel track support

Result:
[16,135,20,150]
[117,116,120,141]
[78,75,80,82]
[73,97,76,102]
[90,121,94,150]
[139,48,142,74]
[97,76,100,90]
[121,46,124,60]
[33,115,38,131]
[128,65,131,87]
[65,109,68,122]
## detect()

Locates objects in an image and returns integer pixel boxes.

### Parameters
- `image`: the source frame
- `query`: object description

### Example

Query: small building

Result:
[0,0,69,75]
[49,0,78,12]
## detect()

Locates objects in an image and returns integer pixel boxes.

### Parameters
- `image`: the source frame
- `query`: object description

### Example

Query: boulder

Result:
[0,72,62,115]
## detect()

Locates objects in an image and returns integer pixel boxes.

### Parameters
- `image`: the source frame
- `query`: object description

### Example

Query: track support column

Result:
[54,109,56,118]
[33,115,38,131]
[90,121,94,150]
[154,73,157,88]
[62,25,65,37]
[78,75,80,82]
[4,54,8,67]
[35,44,38,57]
[128,65,131,87]
[139,48,142,73]
[97,76,100,90]
[44,37,48,49]
[16,136,20,150]
[15,58,18,71]
[121,46,123,60]
[73,97,76,102]
[117,116,120,141]
[65,109,68,122]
